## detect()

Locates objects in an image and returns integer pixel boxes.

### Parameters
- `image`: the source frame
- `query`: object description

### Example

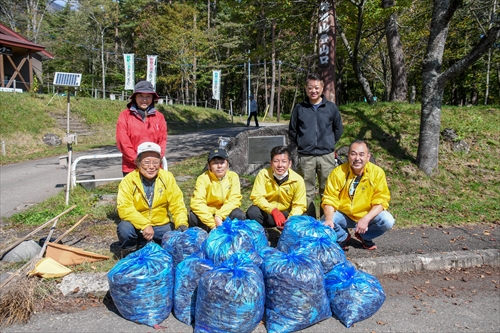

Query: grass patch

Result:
[0,92,250,165]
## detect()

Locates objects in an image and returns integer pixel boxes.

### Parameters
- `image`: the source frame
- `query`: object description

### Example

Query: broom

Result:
[0,206,74,328]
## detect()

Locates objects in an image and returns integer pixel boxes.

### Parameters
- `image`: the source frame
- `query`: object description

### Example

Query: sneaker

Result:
[338,233,351,250]
[354,232,377,250]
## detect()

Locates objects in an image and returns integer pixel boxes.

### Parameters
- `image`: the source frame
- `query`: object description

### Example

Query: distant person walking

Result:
[246,94,259,127]
[116,81,167,176]
[288,73,343,218]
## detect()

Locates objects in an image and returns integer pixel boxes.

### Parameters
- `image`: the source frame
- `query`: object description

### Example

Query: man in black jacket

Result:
[288,73,344,218]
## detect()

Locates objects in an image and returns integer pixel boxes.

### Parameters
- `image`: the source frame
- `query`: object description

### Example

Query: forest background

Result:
[0,0,499,176]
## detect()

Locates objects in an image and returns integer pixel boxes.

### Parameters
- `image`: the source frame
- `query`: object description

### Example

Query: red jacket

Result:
[116,106,167,173]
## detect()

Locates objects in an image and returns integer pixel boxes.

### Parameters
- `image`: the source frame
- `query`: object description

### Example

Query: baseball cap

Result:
[137,142,161,158]
[207,148,228,162]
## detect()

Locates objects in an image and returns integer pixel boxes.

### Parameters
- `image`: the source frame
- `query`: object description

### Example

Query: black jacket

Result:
[288,95,343,156]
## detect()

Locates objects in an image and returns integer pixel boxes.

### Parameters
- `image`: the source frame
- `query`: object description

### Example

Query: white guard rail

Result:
[71,153,123,188]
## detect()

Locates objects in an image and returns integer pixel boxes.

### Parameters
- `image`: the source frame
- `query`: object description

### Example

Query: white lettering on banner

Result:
[123,54,135,90]
[319,45,329,55]
[146,55,158,90]
[319,22,330,34]
[320,2,330,11]
[212,70,221,100]
[318,1,332,67]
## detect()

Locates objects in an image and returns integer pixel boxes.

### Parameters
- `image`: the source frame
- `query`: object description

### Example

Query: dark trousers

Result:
[247,111,259,126]
[246,205,289,228]
[188,208,246,232]
[117,220,175,249]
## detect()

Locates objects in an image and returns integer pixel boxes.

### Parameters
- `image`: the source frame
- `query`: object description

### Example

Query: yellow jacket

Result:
[117,169,188,230]
[250,168,307,216]
[190,170,242,229]
[322,162,390,222]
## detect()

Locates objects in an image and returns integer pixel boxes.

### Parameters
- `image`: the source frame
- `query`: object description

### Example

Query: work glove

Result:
[271,208,286,229]
[177,225,188,232]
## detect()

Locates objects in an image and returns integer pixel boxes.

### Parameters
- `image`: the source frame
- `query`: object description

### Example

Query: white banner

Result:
[212,70,221,100]
[146,55,158,89]
[123,54,135,90]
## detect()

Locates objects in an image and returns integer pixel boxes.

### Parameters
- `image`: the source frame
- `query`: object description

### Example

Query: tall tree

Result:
[416,0,500,175]
[383,0,408,101]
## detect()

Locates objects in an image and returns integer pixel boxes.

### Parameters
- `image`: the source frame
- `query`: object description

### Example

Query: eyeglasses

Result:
[140,159,161,167]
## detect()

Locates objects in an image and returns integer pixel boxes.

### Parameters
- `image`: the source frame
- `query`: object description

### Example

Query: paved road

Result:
[0,125,270,220]
[3,266,498,333]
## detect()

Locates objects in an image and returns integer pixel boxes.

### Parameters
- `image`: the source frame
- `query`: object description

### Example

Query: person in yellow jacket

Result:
[117,142,188,254]
[247,146,307,231]
[189,148,246,231]
[322,140,395,250]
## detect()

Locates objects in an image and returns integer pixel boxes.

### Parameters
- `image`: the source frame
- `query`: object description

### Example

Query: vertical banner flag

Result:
[123,54,135,90]
[146,55,158,90]
[212,70,221,100]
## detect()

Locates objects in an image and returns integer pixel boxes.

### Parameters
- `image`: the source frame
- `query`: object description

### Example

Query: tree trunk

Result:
[338,1,375,104]
[417,0,500,175]
[269,19,276,118]
[385,12,408,101]
[277,60,281,122]
[317,0,337,103]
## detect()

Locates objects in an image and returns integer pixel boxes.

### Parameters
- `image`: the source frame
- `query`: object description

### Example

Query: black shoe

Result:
[355,232,377,250]
[338,233,351,251]
[119,247,136,259]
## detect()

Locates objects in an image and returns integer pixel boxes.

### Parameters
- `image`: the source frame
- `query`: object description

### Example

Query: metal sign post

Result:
[52,72,82,205]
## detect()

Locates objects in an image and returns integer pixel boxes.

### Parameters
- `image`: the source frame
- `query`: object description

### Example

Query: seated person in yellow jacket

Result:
[189,148,246,232]
[117,142,188,252]
[246,145,307,230]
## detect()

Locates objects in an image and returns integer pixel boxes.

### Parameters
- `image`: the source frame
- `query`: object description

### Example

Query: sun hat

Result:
[207,148,228,162]
[129,81,159,100]
[137,142,161,158]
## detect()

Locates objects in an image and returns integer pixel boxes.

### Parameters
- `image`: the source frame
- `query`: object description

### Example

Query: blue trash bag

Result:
[261,249,332,333]
[277,215,337,253]
[173,252,215,325]
[161,227,208,267]
[325,261,386,328]
[226,218,268,252]
[107,242,174,327]
[288,236,346,274]
[203,218,263,266]
[194,253,265,333]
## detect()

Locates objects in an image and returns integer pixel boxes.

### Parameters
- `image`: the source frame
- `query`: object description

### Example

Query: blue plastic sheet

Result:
[261,250,332,333]
[203,219,263,266]
[107,242,174,327]
[288,236,346,274]
[161,227,208,267]
[325,261,386,328]
[277,215,337,253]
[194,253,265,333]
[173,252,215,325]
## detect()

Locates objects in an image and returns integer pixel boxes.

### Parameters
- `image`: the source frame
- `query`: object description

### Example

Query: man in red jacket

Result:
[116,81,167,176]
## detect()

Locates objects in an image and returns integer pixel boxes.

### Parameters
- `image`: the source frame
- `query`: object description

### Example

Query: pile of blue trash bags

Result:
[107,216,386,332]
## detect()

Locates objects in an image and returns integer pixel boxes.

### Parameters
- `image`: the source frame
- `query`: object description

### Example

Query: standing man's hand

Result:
[142,225,154,241]
[355,216,370,234]
[214,215,223,227]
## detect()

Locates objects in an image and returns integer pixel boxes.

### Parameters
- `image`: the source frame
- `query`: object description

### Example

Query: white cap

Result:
[136,142,161,158]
